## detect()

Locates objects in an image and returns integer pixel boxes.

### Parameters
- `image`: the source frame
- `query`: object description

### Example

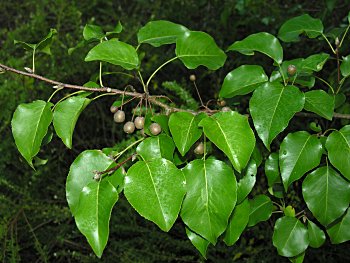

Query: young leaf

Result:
[185,227,210,259]
[278,14,323,42]
[327,208,350,244]
[302,166,350,226]
[279,131,323,191]
[227,32,283,64]
[247,194,273,227]
[326,125,350,180]
[340,54,350,77]
[304,90,334,120]
[53,97,90,149]
[249,82,305,150]
[74,180,118,258]
[136,134,175,161]
[83,24,105,41]
[12,100,53,168]
[265,152,281,186]
[307,220,326,248]
[236,160,257,204]
[181,159,237,244]
[85,39,139,70]
[168,112,204,156]
[199,111,255,172]
[223,198,250,246]
[219,65,268,98]
[272,216,309,257]
[176,31,227,70]
[137,20,189,47]
[124,159,186,232]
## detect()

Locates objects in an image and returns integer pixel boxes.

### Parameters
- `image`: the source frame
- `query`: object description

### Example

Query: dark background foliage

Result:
[1,0,350,262]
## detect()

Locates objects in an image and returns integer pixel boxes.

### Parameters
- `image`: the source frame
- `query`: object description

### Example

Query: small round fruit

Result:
[287,64,297,76]
[217,99,226,107]
[194,142,204,155]
[189,74,196,82]
[149,123,162,135]
[123,121,135,134]
[134,116,145,129]
[110,105,118,113]
[114,110,125,123]
[222,106,232,112]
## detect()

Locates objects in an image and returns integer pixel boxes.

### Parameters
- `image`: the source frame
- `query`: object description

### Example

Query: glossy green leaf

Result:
[12,100,53,168]
[284,205,295,217]
[227,32,283,64]
[124,159,186,232]
[223,198,250,246]
[302,53,329,72]
[236,160,257,204]
[176,31,227,70]
[340,55,350,77]
[199,111,255,172]
[75,180,118,258]
[278,14,323,42]
[248,194,273,227]
[185,227,210,259]
[136,134,175,161]
[326,125,350,180]
[302,166,350,225]
[327,208,350,244]
[181,159,237,244]
[137,20,189,47]
[273,216,309,257]
[307,220,326,248]
[168,112,204,156]
[304,90,334,120]
[85,39,139,70]
[250,82,305,150]
[265,152,281,186]
[83,24,105,41]
[53,97,90,149]
[279,131,323,191]
[251,145,263,167]
[66,150,115,216]
[219,65,268,98]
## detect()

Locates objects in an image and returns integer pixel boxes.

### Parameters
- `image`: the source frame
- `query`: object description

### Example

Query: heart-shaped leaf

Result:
[249,82,305,150]
[265,152,281,186]
[340,54,350,77]
[278,14,323,42]
[279,131,323,191]
[124,159,186,232]
[248,194,273,227]
[227,32,283,64]
[136,134,175,161]
[219,65,268,98]
[199,111,255,172]
[181,158,237,244]
[185,227,210,259]
[176,31,227,70]
[307,220,326,248]
[236,160,257,204]
[85,39,139,70]
[304,90,334,120]
[302,166,350,226]
[327,208,350,244]
[12,100,53,168]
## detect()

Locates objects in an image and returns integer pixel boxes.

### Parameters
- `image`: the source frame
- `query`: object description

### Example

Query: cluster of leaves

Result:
[5,9,350,263]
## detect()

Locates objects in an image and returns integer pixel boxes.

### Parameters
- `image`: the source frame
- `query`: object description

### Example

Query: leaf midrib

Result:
[30,102,49,158]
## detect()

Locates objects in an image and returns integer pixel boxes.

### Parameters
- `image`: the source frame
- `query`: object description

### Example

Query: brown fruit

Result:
[194,142,204,155]
[189,74,196,82]
[123,121,135,134]
[217,99,226,107]
[110,105,118,113]
[149,123,162,135]
[287,65,297,76]
[134,116,145,129]
[114,110,125,123]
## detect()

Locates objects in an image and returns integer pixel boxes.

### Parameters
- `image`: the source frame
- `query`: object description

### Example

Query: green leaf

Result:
[302,166,350,226]
[53,97,90,149]
[340,55,350,77]
[223,198,250,246]
[278,14,323,42]
[124,159,186,232]
[12,100,53,168]
[304,90,334,120]
[85,39,139,70]
[83,24,105,41]
[137,20,189,47]
[199,111,255,172]
[272,216,309,257]
[185,227,210,259]
[279,131,323,191]
[136,135,175,161]
[168,112,204,156]
[250,82,305,150]
[327,208,350,244]
[106,21,123,37]
[181,159,237,244]
[176,31,227,70]
[289,252,305,263]
[326,125,350,180]
[236,160,257,204]
[302,53,329,72]
[66,150,115,216]
[227,32,283,64]
[151,115,170,136]
[307,220,326,248]
[219,65,268,98]
[248,194,273,227]
[265,152,281,187]
[74,180,118,258]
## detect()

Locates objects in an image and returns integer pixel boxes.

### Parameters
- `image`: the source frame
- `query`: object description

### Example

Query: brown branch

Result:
[296,112,350,120]
[97,154,135,176]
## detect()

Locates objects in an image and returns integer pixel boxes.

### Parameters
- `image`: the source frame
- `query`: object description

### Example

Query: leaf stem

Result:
[321,33,336,54]
[138,70,147,93]
[278,64,287,86]
[113,137,145,160]
[99,62,104,87]
[314,76,335,94]
[146,56,178,88]
[47,86,64,102]
[32,49,36,73]
[339,24,350,48]
[91,92,116,101]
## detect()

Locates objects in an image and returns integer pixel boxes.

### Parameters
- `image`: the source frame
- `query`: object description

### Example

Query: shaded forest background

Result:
[1,0,350,262]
